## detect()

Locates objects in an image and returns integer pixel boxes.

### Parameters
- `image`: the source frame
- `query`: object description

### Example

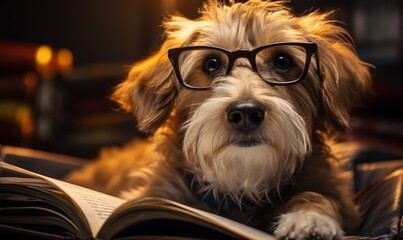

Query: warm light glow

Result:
[16,106,30,123]
[57,49,73,68]
[24,72,38,89]
[16,106,34,139]
[35,45,52,66]
[23,72,38,97]
[21,118,34,139]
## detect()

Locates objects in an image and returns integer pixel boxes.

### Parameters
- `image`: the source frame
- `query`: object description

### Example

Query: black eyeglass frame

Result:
[168,42,323,91]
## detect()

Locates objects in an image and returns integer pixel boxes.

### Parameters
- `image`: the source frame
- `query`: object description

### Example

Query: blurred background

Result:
[0,0,401,159]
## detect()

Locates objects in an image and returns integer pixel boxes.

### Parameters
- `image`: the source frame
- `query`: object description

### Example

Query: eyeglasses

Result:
[168,42,323,91]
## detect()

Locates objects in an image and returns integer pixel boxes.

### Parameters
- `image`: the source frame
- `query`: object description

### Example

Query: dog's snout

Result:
[227,100,265,132]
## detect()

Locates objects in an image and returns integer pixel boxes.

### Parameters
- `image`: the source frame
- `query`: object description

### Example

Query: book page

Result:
[42,177,126,236]
[0,162,126,236]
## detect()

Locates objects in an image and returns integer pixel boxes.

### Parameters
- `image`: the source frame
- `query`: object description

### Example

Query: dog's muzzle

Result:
[226,99,265,133]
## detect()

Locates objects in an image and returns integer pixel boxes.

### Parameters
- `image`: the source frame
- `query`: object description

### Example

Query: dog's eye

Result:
[203,55,222,73]
[273,54,292,70]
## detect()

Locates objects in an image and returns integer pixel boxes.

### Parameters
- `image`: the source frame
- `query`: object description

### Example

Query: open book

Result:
[0,161,275,240]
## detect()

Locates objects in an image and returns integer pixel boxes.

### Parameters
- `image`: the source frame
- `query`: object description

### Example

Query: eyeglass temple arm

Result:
[314,52,324,83]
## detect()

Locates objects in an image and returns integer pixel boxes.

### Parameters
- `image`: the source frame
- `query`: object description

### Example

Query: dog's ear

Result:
[112,15,199,134]
[300,12,372,132]
[112,43,177,134]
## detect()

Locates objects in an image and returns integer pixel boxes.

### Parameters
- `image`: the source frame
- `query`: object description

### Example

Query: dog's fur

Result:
[67,0,372,238]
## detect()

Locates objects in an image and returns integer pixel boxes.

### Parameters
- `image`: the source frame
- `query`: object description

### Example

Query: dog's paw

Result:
[274,211,343,240]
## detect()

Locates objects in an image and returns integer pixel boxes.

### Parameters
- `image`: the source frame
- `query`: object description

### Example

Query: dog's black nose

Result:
[227,99,265,132]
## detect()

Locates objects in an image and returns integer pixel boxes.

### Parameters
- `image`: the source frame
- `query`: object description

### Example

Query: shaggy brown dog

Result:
[67,0,372,238]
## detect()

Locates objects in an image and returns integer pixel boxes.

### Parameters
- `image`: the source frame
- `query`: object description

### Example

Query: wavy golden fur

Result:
[67,1,372,238]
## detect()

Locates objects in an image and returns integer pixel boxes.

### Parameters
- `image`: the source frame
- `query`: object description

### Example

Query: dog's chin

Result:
[232,137,264,148]
[187,143,297,203]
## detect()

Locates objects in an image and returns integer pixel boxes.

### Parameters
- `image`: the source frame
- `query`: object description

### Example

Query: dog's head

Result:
[113,0,372,202]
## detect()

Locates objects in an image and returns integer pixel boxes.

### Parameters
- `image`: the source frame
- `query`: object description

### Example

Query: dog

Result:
[66,0,372,238]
